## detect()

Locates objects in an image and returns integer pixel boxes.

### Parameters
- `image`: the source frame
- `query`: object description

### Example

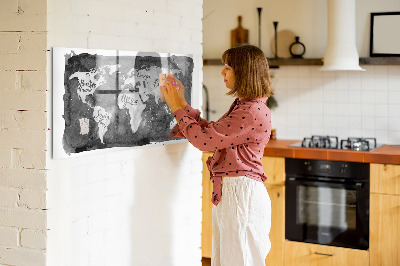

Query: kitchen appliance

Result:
[285,158,370,250]
[289,135,379,151]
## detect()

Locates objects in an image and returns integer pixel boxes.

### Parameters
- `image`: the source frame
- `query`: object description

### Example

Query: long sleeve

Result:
[169,104,211,137]
[172,105,258,152]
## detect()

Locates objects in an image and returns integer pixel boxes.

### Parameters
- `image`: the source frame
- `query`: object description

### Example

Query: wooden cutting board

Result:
[231,16,249,48]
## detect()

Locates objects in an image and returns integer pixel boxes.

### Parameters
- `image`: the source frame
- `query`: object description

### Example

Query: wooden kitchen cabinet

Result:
[284,241,369,266]
[370,163,400,195]
[370,163,400,266]
[264,184,285,266]
[201,154,286,266]
[262,156,285,266]
[202,152,213,258]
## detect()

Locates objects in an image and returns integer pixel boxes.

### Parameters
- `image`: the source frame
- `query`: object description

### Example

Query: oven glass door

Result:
[286,179,369,250]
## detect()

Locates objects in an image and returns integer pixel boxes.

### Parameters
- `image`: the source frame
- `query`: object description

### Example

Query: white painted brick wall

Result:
[46,1,203,266]
[0,0,48,265]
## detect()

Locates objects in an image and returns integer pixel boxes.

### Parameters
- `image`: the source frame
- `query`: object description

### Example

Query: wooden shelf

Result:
[359,57,400,65]
[203,58,323,67]
[203,57,400,67]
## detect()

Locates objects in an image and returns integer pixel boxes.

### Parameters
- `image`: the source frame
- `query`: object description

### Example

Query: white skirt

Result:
[212,176,271,266]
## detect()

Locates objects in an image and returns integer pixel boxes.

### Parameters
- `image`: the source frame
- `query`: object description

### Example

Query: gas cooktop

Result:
[289,135,382,151]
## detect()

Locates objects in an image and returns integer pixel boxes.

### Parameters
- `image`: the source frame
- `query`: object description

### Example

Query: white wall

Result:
[46,0,204,266]
[203,0,400,58]
[203,0,400,145]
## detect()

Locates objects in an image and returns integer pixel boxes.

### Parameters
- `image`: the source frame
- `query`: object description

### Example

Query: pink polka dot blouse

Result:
[169,97,272,206]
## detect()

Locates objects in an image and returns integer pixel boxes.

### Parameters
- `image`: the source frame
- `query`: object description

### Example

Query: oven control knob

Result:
[340,164,347,174]
[304,161,312,171]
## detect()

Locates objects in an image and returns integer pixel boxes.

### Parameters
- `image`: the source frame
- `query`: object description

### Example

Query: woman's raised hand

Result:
[161,75,186,113]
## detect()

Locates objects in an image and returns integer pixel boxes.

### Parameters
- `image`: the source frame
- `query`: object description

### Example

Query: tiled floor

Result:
[202,257,211,266]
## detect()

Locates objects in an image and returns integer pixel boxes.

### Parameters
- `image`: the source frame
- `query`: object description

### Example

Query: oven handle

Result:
[286,177,364,189]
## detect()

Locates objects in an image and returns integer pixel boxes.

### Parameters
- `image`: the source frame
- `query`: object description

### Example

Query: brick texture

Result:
[0,0,47,265]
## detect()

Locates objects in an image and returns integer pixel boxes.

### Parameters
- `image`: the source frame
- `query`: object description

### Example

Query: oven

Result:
[285,158,370,250]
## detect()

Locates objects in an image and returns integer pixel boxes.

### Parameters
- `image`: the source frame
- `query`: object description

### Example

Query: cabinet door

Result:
[264,184,284,266]
[370,163,400,195]
[370,193,400,266]
[261,156,285,186]
[284,241,369,266]
[202,152,213,258]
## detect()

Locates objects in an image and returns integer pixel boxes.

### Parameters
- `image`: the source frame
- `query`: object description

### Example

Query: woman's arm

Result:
[162,76,211,137]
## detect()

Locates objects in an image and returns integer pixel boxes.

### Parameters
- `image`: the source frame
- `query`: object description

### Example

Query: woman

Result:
[161,44,273,266]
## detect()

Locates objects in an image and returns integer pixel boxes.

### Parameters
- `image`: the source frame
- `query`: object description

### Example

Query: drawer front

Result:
[284,241,369,266]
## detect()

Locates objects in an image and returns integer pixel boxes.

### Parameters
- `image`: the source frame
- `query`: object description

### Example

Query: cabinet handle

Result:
[314,252,335,257]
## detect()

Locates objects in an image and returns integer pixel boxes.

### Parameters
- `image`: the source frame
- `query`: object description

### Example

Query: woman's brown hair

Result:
[221,44,273,99]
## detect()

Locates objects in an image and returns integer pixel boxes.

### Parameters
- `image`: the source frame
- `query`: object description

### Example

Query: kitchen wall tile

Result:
[349,128,362,137]
[322,70,335,78]
[336,128,349,140]
[273,67,286,78]
[361,74,374,91]
[374,77,388,91]
[349,116,362,129]
[348,71,362,90]
[388,117,400,131]
[310,66,324,77]
[285,66,298,77]
[298,77,311,89]
[323,103,336,115]
[374,117,389,130]
[310,77,324,90]
[336,115,348,129]
[374,130,389,144]
[311,127,325,136]
[361,90,375,104]
[388,75,400,91]
[335,72,349,90]
[388,131,400,143]
[362,129,375,138]
[311,102,324,114]
[311,114,324,128]
[203,65,400,144]
[323,86,336,103]
[375,104,389,117]
[311,86,323,101]
[388,91,400,105]
[336,103,349,116]
[362,104,375,117]
[389,104,400,117]
[336,90,349,103]
[348,90,362,103]
[323,115,336,129]
[273,75,286,90]
[348,103,362,116]
[298,102,312,114]
[374,90,388,104]
[298,67,311,78]
[286,77,299,89]
[374,65,388,77]
[362,116,375,130]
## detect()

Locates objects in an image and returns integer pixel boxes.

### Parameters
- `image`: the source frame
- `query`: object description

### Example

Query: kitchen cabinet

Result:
[261,156,285,266]
[201,152,213,258]
[370,163,400,266]
[201,154,286,266]
[370,163,400,195]
[284,241,369,266]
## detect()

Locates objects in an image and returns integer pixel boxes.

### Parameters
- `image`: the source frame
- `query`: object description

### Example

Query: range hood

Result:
[320,0,365,71]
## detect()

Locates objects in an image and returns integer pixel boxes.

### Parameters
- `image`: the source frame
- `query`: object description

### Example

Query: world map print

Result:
[53,48,193,157]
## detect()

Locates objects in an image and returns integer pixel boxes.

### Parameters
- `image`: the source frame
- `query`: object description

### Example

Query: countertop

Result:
[263,139,400,165]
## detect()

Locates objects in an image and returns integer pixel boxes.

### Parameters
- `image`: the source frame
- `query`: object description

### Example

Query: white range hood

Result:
[320,0,365,71]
